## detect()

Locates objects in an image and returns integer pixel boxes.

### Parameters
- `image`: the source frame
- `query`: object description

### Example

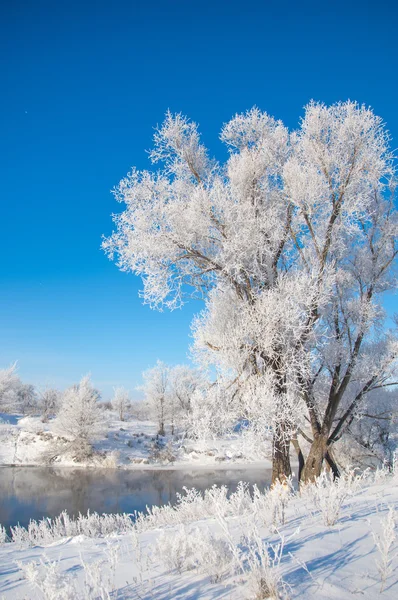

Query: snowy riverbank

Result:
[0,469,397,599]
[0,412,278,470]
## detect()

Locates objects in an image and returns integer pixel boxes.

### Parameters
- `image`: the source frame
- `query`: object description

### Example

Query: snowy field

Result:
[0,412,274,469]
[0,469,397,599]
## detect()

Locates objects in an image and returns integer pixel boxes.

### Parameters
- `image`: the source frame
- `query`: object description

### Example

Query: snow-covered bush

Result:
[7,510,134,548]
[18,558,79,600]
[244,531,290,600]
[0,523,8,544]
[18,554,118,600]
[80,554,117,600]
[153,525,233,582]
[300,469,363,526]
[252,479,294,529]
[373,505,396,592]
[134,485,238,532]
[83,449,121,468]
[148,438,176,463]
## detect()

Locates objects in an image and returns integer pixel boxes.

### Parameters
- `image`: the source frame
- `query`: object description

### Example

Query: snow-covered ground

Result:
[0,470,397,598]
[0,412,276,469]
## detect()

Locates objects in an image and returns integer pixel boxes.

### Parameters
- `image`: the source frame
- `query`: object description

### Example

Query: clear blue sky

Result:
[1,0,397,398]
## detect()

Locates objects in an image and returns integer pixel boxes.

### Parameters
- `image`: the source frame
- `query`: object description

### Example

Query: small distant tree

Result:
[128,399,150,421]
[168,365,204,434]
[39,388,60,422]
[0,364,21,413]
[112,386,130,421]
[17,383,37,415]
[54,375,105,460]
[142,361,169,436]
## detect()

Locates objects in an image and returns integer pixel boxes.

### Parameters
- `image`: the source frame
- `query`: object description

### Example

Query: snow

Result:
[0,471,397,598]
[0,412,277,469]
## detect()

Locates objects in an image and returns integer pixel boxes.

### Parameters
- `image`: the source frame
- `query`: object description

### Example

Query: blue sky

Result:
[1,0,397,398]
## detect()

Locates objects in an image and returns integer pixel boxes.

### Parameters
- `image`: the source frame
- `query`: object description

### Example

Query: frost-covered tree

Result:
[54,375,105,460]
[0,363,21,413]
[168,365,204,434]
[169,365,203,413]
[142,361,169,435]
[17,383,37,415]
[112,386,130,421]
[140,363,203,435]
[38,387,60,422]
[336,388,398,470]
[0,365,38,415]
[104,102,397,483]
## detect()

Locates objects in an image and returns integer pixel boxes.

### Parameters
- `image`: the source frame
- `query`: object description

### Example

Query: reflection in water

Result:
[0,467,272,530]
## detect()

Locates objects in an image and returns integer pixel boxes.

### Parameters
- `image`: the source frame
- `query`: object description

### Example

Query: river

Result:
[0,466,272,530]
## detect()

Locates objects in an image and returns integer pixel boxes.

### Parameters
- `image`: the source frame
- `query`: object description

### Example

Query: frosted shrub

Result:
[228,481,253,515]
[195,530,233,583]
[8,510,134,547]
[153,525,194,573]
[177,485,229,520]
[373,467,389,485]
[80,557,114,600]
[18,558,79,600]
[0,524,8,544]
[19,555,116,600]
[301,469,362,526]
[392,450,398,482]
[243,528,290,600]
[135,484,233,531]
[252,480,294,529]
[148,439,176,463]
[99,450,120,468]
[153,525,233,583]
[267,480,293,527]
[373,506,396,592]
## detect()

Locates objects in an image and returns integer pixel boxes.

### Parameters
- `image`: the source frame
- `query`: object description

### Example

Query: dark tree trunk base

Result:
[301,434,328,483]
[272,429,292,486]
[291,437,305,483]
[325,447,340,479]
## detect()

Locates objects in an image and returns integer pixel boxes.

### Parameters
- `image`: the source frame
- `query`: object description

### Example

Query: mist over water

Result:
[0,467,273,530]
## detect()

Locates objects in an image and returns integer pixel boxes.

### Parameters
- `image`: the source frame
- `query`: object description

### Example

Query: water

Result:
[0,466,272,530]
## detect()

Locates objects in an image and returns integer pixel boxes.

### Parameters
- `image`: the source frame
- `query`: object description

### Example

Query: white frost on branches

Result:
[104,102,398,479]
[54,375,105,459]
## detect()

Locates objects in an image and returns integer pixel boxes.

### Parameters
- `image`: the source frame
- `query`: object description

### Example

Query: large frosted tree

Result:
[104,102,397,483]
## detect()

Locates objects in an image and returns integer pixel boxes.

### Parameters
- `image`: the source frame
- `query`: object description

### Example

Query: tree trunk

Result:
[300,433,328,483]
[325,447,340,479]
[271,422,292,485]
[291,437,305,483]
[158,400,165,436]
